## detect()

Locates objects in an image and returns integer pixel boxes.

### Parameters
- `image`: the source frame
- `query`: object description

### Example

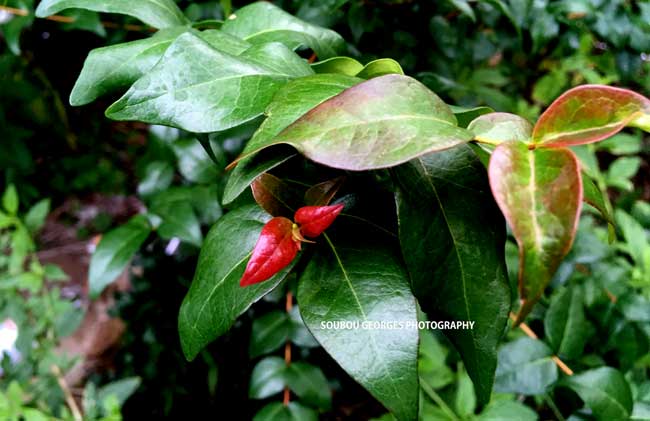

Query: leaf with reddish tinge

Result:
[295,204,344,238]
[488,142,582,323]
[304,177,346,206]
[468,112,533,145]
[233,74,473,171]
[240,217,300,287]
[251,173,298,217]
[532,85,650,147]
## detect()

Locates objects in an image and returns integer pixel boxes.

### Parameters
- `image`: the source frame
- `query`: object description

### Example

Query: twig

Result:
[509,313,574,376]
[0,5,151,31]
[51,364,83,421]
[283,291,293,406]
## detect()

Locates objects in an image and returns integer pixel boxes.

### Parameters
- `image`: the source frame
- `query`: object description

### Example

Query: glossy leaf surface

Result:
[295,204,344,238]
[489,142,582,322]
[178,206,294,360]
[298,233,418,421]
[106,33,312,133]
[532,85,650,147]
[221,2,345,59]
[223,74,362,204]
[88,215,151,298]
[239,74,472,171]
[304,176,345,206]
[251,173,297,217]
[468,112,532,144]
[563,367,633,421]
[394,145,510,405]
[70,28,250,106]
[35,0,189,29]
[240,217,299,287]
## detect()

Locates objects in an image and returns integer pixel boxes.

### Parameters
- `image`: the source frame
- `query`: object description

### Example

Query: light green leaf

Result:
[35,0,189,29]
[3,184,18,215]
[24,199,50,233]
[311,56,363,76]
[151,201,203,247]
[544,287,589,360]
[562,367,633,421]
[468,112,533,144]
[249,357,286,399]
[89,215,151,298]
[178,205,295,361]
[137,161,174,198]
[356,58,404,79]
[494,337,558,395]
[222,1,345,59]
[106,33,313,133]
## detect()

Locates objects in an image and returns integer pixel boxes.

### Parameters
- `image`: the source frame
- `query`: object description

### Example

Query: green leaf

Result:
[3,184,18,215]
[449,105,494,128]
[35,0,189,28]
[394,145,510,406]
[106,33,313,133]
[468,112,533,145]
[24,199,50,233]
[582,173,615,227]
[531,85,650,147]
[356,58,404,79]
[223,73,362,204]
[311,56,363,76]
[606,157,641,191]
[489,142,582,322]
[249,356,287,399]
[418,330,454,390]
[455,368,476,418]
[298,233,419,421]
[97,377,141,406]
[249,310,290,358]
[221,1,345,59]
[544,287,589,360]
[70,28,251,106]
[477,400,537,421]
[178,205,294,361]
[253,402,318,421]
[137,161,174,198]
[172,137,222,184]
[1,0,34,55]
[448,0,476,22]
[89,215,151,298]
[616,210,649,266]
[150,201,203,247]
[494,337,558,395]
[562,367,633,421]
[285,362,332,410]
[237,74,472,172]
[43,264,69,281]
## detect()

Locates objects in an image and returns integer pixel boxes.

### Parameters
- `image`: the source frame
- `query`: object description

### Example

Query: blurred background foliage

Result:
[1,0,650,419]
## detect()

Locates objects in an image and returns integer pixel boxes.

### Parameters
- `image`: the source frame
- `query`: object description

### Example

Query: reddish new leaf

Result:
[304,176,346,206]
[240,217,300,287]
[532,85,650,147]
[251,173,298,218]
[488,142,582,323]
[295,204,344,238]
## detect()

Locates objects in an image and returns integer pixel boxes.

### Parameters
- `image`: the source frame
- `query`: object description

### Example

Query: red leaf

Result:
[240,217,300,287]
[295,204,344,238]
[531,84,650,147]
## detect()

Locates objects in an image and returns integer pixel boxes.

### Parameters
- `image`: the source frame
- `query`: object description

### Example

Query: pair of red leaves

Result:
[240,204,344,286]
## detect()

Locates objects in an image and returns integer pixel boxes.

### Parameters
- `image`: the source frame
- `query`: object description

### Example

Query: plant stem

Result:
[419,377,460,421]
[545,393,566,421]
[52,365,83,421]
[283,291,293,406]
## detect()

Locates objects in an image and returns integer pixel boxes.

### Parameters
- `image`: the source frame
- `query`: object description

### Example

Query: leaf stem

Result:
[196,134,222,168]
[52,364,83,421]
[544,393,566,421]
[283,291,293,406]
[472,137,501,147]
[420,377,460,421]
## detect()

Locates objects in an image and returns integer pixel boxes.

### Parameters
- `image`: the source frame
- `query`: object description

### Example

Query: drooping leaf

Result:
[88,215,151,298]
[468,112,533,144]
[562,367,633,421]
[221,1,345,59]
[311,56,363,76]
[70,28,251,106]
[251,173,298,217]
[35,0,189,29]
[235,74,472,171]
[298,232,419,421]
[223,74,362,204]
[178,206,295,360]
[531,85,650,147]
[240,216,300,287]
[355,58,404,79]
[295,204,344,238]
[494,337,558,395]
[394,145,510,405]
[544,287,590,360]
[106,33,313,133]
[304,176,345,206]
[488,142,582,322]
